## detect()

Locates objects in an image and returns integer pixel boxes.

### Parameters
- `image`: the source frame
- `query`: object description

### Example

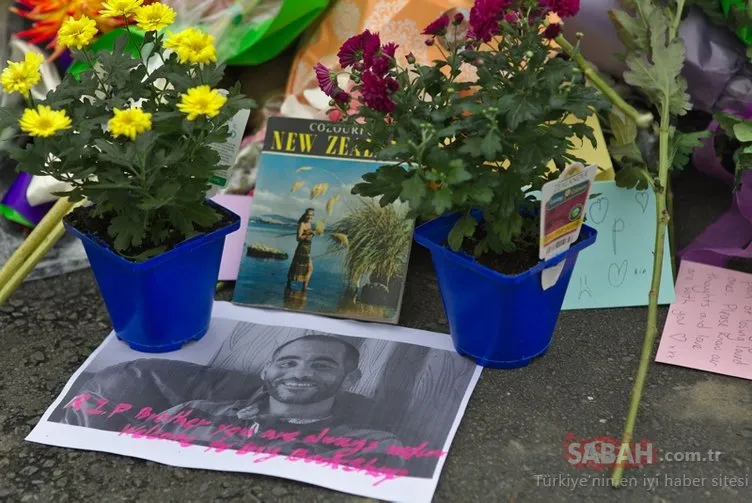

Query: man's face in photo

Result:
[262,339,357,405]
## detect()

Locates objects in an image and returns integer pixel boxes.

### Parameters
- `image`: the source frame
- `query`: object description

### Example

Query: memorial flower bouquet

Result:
[0,0,253,352]
[314,0,609,367]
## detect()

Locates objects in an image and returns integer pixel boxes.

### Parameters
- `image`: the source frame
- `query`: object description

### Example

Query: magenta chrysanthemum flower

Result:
[540,0,580,18]
[422,13,450,36]
[333,91,351,104]
[504,11,520,23]
[337,30,380,68]
[385,76,399,93]
[542,23,561,39]
[363,31,382,67]
[371,56,390,77]
[468,0,510,42]
[382,42,398,58]
[315,63,337,96]
[361,70,396,114]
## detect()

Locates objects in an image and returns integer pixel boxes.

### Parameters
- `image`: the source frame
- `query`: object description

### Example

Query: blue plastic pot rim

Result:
[414,218,597,285]
[64,199,240,270]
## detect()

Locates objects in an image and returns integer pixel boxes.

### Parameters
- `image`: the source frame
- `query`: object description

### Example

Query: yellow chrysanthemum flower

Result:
[100,0,144,19]
[0,51,44,97]
[19,105,72,138]
[177,86,226,121]
[108,107,153,140]
[164,27,217,64]
[135,3,176,32]
[57,15,99,50]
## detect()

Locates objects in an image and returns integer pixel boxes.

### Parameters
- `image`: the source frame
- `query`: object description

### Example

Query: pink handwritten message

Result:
[64,393,448,485]
[655,261,752,380]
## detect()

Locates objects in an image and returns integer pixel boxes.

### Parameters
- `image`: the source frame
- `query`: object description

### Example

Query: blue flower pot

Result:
[414,212,597,368]
[64,200,240,353]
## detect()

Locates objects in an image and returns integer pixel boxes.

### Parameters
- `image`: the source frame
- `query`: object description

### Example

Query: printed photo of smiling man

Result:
[147,333,405,467]
[49,318,478,479]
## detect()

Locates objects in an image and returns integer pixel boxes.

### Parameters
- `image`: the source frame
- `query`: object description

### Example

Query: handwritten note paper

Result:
[655,261,752,381]
[562,181,675,310]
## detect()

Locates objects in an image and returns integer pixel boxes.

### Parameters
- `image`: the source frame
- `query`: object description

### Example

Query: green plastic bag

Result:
[722,0,752,46]
[223,0,330,65]
[69,0,330,75]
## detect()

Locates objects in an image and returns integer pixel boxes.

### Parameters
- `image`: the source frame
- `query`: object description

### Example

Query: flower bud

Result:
[525,50,534,58]
[352,74,361,84]
[405,52,416,64]
[453,13,464,25]
[425,38,434,46]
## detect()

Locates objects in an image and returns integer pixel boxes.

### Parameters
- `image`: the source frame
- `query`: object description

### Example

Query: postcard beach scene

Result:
[233,136,413,323]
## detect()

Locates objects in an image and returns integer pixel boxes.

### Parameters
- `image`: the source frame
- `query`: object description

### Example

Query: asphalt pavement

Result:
[1,168,750,503]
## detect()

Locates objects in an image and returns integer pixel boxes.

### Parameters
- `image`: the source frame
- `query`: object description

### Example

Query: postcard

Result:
[232,118,414,323]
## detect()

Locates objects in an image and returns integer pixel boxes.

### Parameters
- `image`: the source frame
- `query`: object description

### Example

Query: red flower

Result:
[337,30,380,68]
[361,71,397,114]
[468,0,511,42]
[422,13,450,36]
[543,23,561,39]
[315,63,337,96]
[539,0,580,18]
[382,42,399,58]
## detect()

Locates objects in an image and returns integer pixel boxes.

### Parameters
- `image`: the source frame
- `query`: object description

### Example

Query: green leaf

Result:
[615,163,652,190]
[622,8,691,116]
[446,159,472,184]
[458,137,484,157]
[447,214,477,251]
[609,109,637,146]
[671,129,710,171]
[432,187,453,214]
[472,186,494,204]
[734,122,752,142]
[715,112,742,139]
[400,173,428,210]
[505,98,540,130]
[480,130,502,160]
[608,8,650,52]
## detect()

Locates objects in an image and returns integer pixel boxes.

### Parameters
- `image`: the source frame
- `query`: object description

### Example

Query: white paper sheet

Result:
[27,301,482,502]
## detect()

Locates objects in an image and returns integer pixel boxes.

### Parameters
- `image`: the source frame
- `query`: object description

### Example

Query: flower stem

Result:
[554,34,653,129]
[82,51,109,96]
[611,99,671,487]
[125,23,144,62]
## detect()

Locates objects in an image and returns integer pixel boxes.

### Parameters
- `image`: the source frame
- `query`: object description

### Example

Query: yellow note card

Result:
[548,113,614,181]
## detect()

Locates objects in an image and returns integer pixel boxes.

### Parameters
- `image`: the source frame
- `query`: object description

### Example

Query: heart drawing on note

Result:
[608,260,628,287]
[588,197,609,224]
[670,333,688,342]
[635,191,649,214]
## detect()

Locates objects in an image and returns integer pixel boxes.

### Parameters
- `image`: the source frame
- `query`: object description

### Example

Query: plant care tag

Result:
[207,94,251,197]
[539,163,598,290]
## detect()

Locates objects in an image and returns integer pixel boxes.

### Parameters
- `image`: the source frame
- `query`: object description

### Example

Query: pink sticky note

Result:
[655,260,752,380]
[211,194,252,281]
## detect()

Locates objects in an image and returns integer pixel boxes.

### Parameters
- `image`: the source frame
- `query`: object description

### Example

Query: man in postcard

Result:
[133,334,406,471]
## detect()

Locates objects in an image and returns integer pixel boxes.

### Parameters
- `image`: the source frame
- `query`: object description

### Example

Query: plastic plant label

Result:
[207,104,251,197]
[539,163,598,290]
